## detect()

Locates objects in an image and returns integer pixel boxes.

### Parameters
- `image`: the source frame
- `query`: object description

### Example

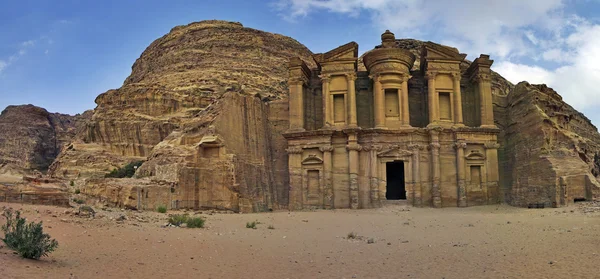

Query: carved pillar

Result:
[286,147,304,210]
[455,141,467,207]
[452,73,464,126]
[347,134,361,209]
[346,73,358,127]
[401,75,411,127]
[319,145,334,209]
[429,130,442,208]
[485,142,500,204]
[476,73,494,128]
[369,145,382,207]
[426,72,439,125]
[372,74,385,128]
[288,79,305,131]
[320,75,331,128]
[409,144,422,206]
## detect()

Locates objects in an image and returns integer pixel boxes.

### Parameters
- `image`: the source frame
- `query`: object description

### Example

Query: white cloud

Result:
[21,40,35,47]
[276,0,564,58]
[0,60,6,73]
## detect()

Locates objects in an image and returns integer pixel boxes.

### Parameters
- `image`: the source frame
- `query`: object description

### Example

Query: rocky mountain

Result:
[0,104,90,177]
[41,20,600,211]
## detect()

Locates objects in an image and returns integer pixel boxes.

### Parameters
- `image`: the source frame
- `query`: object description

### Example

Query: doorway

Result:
[386,161,406,200]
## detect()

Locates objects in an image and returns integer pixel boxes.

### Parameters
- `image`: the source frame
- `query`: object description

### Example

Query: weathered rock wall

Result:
[0,105,87,174]
[495,82,600,207]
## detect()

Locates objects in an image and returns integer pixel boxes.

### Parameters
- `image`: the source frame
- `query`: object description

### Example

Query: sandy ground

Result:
[1,202,599,279]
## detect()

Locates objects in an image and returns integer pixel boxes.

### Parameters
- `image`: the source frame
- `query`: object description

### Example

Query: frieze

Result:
[286,147,303,154]
[408,143,424,151]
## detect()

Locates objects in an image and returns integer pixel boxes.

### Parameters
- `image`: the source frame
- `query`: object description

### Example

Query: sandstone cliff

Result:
[51,20,314,211]
[0,104,89,178]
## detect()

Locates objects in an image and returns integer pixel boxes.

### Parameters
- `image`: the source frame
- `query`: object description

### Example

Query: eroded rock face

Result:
[0,105,88,175]
[52,20,314,211]
[495,82,600,207]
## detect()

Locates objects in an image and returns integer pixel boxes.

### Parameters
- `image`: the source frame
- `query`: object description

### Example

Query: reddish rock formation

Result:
[0,104,89,176]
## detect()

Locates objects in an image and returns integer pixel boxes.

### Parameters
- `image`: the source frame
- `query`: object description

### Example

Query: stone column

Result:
[320,75,331,128]
[346,73,358,127]
[401,75,411,127]
[455,141,467,207]
[372,74,386,128]
[286,147,304,210]
[409,144,422,206]
[347,134,361,209]
[452,73,464,126]
[485,142,500,204]
[288,79,305,131]
[476,73,495,128]
[426,72,439,125]
[429,130,442,208]
[319,145,334,209]
[369,145,381,207]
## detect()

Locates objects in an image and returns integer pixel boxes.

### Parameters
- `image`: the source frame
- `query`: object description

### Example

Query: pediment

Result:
[422,42,467,61]
[302,155,323,165]
[378,148,413,158]
[465,151,485,160]
[313,42,358,63]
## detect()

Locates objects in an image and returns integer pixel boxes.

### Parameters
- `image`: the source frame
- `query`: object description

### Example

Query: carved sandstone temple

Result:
[283,31,500,209]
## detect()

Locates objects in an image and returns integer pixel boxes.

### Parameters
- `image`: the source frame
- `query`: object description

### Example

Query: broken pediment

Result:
[313,42,358,64]
[302,154,324,165]
[422,42,467,61]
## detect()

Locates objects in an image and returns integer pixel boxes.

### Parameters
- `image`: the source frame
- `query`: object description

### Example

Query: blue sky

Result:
[1,0,600,127]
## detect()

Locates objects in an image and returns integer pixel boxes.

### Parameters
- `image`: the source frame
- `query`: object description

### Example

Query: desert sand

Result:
[1,201,599,279]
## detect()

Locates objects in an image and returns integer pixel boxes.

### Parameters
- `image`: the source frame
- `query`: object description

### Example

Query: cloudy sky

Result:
[1,0,600,126]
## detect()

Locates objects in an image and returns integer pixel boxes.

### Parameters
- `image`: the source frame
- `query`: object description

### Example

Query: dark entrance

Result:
[386,161,406,200]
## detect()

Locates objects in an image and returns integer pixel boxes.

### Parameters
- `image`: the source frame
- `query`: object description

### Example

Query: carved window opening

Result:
[333,94,346,123]
[470,165,482,190]
[439,92,451,120]
[384,89,400,117]
[204,147,220,158]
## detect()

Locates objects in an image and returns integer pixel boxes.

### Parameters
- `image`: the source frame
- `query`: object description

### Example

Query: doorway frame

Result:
[377,148,415,205]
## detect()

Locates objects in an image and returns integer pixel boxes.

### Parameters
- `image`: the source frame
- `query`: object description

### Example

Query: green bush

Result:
[246,221,257,229]
[268,225,275,230]
[74,189,80,194]
[186,217,205,228]
[168,214,189,226]
[157,205,167,214]
[69,180,74,187]
[1,209,58,259]
[73,198,84,204]
[104,161,144,178]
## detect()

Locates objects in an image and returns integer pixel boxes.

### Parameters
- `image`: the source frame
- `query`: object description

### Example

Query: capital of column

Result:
[408,143,424,151]
[454,141,467,150]
[425,71,437,80]
[319,145,334,153]
[402,74,412,82]
[484,142,500,149]
[428,142,441,150]
[371,144,384,152]
[472,73,491,83]
[286,147,303,154]
[451,72,462,81]
[345,72,357,81]
[289,77,307,86]
[319,74,331,82]
[369,73,380,82]
[346,143,363,152]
